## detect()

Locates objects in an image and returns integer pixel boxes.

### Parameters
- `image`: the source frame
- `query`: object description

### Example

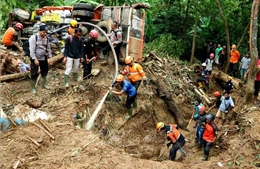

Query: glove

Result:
[167,142,172,148]
[143,80,147,86]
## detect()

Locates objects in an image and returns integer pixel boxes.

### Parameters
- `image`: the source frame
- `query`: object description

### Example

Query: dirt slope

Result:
[0,52,260,169]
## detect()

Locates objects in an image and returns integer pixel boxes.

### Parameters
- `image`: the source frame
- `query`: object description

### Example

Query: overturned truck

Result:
[7,3,149,63]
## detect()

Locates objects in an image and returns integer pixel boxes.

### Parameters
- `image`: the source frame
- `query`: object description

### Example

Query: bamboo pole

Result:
[33,123,55,140]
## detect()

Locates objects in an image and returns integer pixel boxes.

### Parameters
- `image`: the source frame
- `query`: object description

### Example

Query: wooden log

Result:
[0,53,64,82]
[150,77,188,131]
[27,136,41,147]
[211,70,242,89]
[33,123,55,140]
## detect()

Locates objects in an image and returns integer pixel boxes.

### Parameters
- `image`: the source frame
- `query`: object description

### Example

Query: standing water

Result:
[86,90,110,130]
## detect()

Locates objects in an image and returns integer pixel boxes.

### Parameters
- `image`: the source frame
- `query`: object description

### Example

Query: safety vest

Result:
[166,124,180,143]
[122,63,146,82]
[1,27,15,46]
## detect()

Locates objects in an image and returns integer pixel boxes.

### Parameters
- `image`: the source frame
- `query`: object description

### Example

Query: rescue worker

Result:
[196,63,210,89]
[228,44,240,77]
[193,98,203,119]
[120,56,147,91]
[109,74,137,119]
[68,19,78,35]
[224,76,234,94]
[193,105,207,148]
[215,92,235,125]
[29,24,53,94]
[204,53,215,75]
[32,16,41,35]
[202,114,219,161]
[1,23,24,52]
[156,122,186,161]
[102,21,123,63]
[63,28,84,87]
[83,30,98,79]
[208,91,222,112]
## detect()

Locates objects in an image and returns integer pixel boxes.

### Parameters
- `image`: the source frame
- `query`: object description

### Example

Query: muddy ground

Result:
[0,54,260,169]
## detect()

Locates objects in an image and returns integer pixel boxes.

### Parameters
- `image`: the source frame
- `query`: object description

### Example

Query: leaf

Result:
[227,161,233,166]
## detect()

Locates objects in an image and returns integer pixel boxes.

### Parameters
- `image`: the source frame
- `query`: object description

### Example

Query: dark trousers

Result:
[131,80,141,92]
[6,44,18,51]
[102,43,122,61]
[202,140,213,157]
[169,134,186,161]
[228,62,239,77]
[196,126,205,145]
[30,59,48,80]
[126,94,137,109]
[83,61,92,79]
[254,80,260,96]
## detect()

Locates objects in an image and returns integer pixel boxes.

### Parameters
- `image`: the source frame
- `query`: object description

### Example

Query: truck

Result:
[6,3,149,63]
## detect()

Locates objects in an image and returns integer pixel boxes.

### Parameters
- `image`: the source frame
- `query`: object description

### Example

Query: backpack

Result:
[23,35,38,56]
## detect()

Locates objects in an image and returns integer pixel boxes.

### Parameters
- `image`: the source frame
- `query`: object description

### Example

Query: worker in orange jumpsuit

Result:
[228,44,240,77]
[120,56,147,91]
[1,23,24,52]
[156,122,186,161]
[68,19,78,35]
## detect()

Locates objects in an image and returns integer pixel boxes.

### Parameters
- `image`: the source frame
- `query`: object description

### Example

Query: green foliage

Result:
[144,34,185,58]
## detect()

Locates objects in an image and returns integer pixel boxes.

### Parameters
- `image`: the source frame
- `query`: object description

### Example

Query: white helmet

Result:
[202,63,206,67]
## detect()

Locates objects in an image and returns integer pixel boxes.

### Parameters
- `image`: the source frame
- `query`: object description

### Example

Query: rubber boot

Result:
[198,82,203,88]
[64,74,69,87]
[73,73,79,82]
[125,108,133,119]
[42,76,49,89]
[133,101,137,108]
[30,80,37,94]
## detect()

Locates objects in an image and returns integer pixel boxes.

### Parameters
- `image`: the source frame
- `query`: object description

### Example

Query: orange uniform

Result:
[1,27,16,46]
[202,123,216,143]
[122,63,147,82]
[166,124,180,143]
[230,50,240,63]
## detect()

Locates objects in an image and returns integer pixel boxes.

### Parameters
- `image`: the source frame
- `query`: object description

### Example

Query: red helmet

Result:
[210,53,215,58]
[213,91,221,97]
[89,30,98,38]
[199,105,206,112]
[15,23,24,30]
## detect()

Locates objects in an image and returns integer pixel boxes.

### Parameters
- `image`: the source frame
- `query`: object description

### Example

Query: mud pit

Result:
[1,55,260,169]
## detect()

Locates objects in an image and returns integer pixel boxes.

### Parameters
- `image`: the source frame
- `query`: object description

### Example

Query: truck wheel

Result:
[13,8,30,21]
[73,3,94,11]
[96,21,110,42]
[72,10,94,19]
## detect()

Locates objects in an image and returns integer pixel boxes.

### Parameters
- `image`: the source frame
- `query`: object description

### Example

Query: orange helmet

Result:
[125,56,133,65]
[116,74,124,82]
[156,122,164,131]
[213,91,221,97]
[199,105,206,112]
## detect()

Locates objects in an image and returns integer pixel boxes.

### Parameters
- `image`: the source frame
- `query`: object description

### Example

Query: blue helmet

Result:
[206,114,215,121]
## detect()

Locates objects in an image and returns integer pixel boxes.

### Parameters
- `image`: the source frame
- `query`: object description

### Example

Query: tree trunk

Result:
[216,0,230,73]
[237,23,250,49]
[0,53,64,82]
[190,0,198,65]
[211,69,242,89]
[245,0,259,103]
[150,77,188,131]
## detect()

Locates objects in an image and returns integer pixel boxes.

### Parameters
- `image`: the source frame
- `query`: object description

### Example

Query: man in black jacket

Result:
[83,30,98,79]
[63,28,84,87]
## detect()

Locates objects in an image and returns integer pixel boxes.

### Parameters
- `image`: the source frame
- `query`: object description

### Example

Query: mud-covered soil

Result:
[1,55,260,169]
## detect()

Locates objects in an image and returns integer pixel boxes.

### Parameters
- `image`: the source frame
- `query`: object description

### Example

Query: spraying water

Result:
[86,90,110,130]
